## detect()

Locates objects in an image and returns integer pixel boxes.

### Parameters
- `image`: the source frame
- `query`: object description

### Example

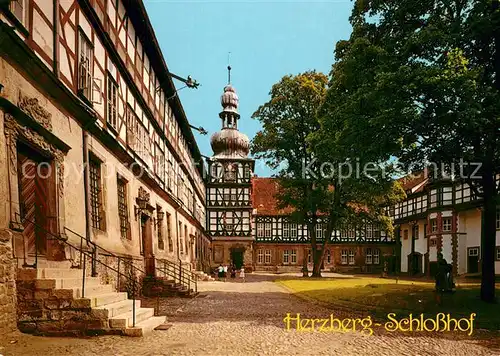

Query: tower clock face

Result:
[225,163,236,182]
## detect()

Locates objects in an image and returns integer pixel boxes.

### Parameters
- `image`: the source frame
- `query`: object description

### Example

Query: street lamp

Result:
[190,125,207,135]
[155,210,165,228]
[135,195,149,220]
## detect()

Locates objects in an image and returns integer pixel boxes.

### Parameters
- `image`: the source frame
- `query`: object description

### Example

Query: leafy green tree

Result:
[325,0,500,301]
[252,71,403,277]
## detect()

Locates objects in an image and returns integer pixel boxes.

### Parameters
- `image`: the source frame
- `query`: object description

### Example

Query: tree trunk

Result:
[302,254,308,277]
[480,170,497,303]
[311,249,324,277]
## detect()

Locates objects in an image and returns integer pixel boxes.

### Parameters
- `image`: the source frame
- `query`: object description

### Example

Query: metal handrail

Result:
[16,213,142,326]
[16,213,197,313]
[63,226,196,293]
[156,258,197,294]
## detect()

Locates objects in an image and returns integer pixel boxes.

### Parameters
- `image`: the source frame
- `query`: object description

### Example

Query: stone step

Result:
[123,316,167,337]
[86,292,128,307]
[72,284,114,299]
[109,307,155,328]
[18,259,73,269]
[95,299,141,318]
[37,268,83,279]
[55,277,100,289]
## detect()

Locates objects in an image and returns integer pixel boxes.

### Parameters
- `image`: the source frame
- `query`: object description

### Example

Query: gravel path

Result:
[1,273,499,356]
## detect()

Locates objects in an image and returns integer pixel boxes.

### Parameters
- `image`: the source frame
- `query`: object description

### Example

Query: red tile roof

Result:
[251,177,294,215]
[397,171,427,193]
[251,178,369,215]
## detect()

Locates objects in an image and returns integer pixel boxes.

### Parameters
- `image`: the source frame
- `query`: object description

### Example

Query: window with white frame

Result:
[167,155,174,191]
[290,223,297,238]
[264,222,272,238]
[106,74,118,129]
[348,250,355,265]
[283,250,289,264]
[442,218,452,232]
[154,144,165,182]
[412,224,419,240]
[316,224,323,239]
[283,222,290,238]
[373,249,380,264]
[9,0,26,26]
[341,250,347,264]
[257,223,264,238]
[326,249,331,264]
[366,248,373,264]
[308,250,312,263]
[257,249,263,264]
[265,250,271,264]
[365,225,373,241]
[496,247,500,261]
[430,219,438,233]
[78,31,94,101]
[468,247,479,257]
[291,250,297,264]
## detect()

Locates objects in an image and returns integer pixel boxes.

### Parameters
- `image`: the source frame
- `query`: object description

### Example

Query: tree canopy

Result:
[252,71,403,277]
[321,0,500,301]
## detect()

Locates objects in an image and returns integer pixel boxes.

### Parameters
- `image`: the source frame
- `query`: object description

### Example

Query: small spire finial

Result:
[227,52,232,84]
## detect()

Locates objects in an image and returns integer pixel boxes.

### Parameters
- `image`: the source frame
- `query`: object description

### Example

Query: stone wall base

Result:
[0,229,17,335]
[16,276,110,336]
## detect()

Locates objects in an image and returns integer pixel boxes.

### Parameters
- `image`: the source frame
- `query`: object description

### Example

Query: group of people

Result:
[217,264,245,282]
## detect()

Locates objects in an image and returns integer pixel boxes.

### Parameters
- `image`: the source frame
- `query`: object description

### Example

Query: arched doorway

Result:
[230,246,245,269]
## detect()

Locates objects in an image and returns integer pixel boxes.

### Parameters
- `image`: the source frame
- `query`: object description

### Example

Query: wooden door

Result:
[17,144,51,256]
[467,247,479,273]
[141,215,155,276]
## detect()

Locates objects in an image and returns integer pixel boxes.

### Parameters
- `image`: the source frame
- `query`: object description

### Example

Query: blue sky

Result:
[144,0,354,176]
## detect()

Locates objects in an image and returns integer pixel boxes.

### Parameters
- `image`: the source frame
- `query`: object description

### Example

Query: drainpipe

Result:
[82,130,97,276]
[175,209,181,261]
[175,208,182,282]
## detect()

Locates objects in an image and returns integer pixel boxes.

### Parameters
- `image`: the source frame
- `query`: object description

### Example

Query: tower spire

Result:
[227,52,231,84]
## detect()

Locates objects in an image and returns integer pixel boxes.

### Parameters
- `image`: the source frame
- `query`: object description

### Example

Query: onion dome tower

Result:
[206,66,255,270]
[210,78,250,159]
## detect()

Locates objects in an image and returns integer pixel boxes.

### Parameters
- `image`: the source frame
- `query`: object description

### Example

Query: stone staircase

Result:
[16,260,166,337]
[142,275,198,297]
[194,270,215,281]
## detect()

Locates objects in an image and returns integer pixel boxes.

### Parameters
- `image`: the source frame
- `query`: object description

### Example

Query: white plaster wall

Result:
[441,234,452,263]
[465,209,481,250]
[441,210,453,217]
[86,137,199,264]
[429,246,437,262]
[415,221,427,273]
[458,212,468,274]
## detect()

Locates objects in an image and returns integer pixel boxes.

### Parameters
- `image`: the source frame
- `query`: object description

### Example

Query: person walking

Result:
[239,266,245,282]
[230,264,236,279]
[223,264,228,282]
[217,264,223,281]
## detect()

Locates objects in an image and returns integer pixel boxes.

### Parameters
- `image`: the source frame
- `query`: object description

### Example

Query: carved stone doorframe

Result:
[3,113,68,245]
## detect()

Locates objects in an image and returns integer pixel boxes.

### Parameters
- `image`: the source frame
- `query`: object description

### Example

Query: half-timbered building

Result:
[0,0,209,335]
[390,170,500,277]
[251,178,397,273]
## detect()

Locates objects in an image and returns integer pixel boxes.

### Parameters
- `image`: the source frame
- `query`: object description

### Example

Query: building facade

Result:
[251,178,397,273]
[389,171,500,276]
[206,80,255,270]
[0,0,208,334]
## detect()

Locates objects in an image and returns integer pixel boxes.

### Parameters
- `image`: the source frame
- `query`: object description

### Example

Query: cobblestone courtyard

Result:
[1,274,499,356]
